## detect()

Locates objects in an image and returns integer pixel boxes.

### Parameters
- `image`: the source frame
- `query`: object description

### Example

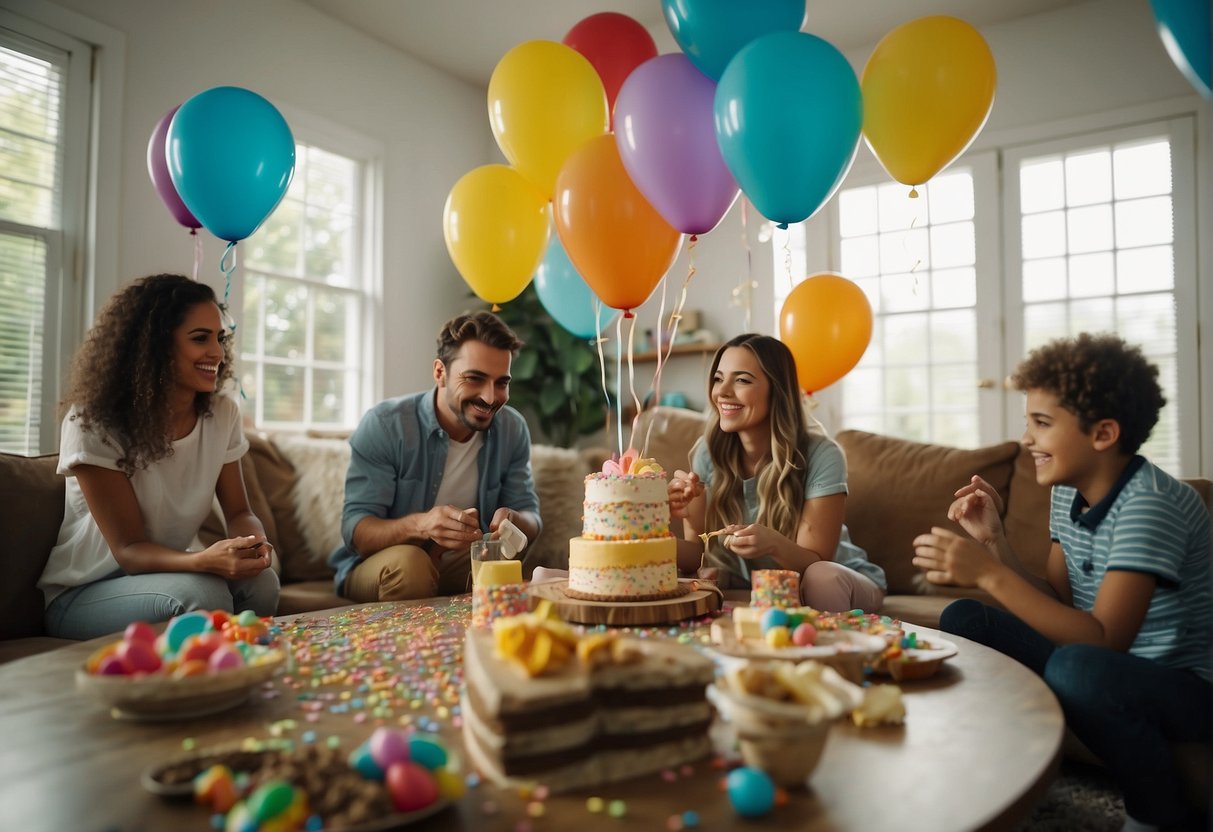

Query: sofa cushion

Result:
[632,406,707,475]
[247,432,313,582]
[836,431,1020,595]
[526,445,591,575]
[198,452,280,566]
[0,453,64,639]
[270,433,349,582]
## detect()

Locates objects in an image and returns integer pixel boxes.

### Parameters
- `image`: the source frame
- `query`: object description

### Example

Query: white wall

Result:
[12,0,1210,453]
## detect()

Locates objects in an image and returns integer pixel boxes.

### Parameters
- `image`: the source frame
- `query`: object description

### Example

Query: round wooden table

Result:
[0,598,1062,831]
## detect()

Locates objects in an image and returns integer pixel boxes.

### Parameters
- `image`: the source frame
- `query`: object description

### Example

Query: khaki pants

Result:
[343,545,472,602]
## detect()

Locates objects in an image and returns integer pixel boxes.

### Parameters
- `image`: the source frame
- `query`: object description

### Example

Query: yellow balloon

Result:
[488,40,610,199]
[443,165,550,305]
[861,16,996,188]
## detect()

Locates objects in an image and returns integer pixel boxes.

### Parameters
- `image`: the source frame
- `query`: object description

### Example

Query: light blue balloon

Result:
[714,31,862,227]
[662,0,806,81]
[1149,0,1211,99]
[535,236,618,339]
[167,86,295,242]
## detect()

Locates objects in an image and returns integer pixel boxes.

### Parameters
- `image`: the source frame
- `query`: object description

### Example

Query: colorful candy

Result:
[725,767,776,817]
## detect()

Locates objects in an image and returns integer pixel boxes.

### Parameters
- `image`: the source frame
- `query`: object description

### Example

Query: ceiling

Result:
[302,0,1092,87]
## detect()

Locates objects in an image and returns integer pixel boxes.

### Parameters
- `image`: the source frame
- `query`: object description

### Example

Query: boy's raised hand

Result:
[947,475,1005,546]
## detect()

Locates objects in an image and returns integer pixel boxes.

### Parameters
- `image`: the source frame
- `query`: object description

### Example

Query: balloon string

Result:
[783,233,794,296]
[625,313,642,454]
[740,202,753,330]
[219,242,238,337]
[907,196,925,295]
[191,230,202,282]
[613,316,624,456]
[594,301,612,446]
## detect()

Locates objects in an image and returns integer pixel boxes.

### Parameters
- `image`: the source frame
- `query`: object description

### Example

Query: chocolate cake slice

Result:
[461,629,714,792]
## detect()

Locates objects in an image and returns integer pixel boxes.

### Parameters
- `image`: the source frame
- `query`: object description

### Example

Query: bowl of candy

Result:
[75,609,285,720]
[709,659,863,787]
[142,729,457,830]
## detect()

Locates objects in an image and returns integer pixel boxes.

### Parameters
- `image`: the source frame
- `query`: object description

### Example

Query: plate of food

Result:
[76,650,285,721]
[708,616,885,683]
[143,741,453,830]
[868,632,959,681]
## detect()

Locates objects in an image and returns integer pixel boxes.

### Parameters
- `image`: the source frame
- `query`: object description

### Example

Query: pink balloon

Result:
[614,54,739,236]
[147,105,201,230]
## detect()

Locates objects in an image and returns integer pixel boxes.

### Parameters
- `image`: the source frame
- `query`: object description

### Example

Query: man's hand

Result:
[420,505,482,551]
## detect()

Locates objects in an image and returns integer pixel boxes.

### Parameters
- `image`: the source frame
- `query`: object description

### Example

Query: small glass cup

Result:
[470,538,503,586]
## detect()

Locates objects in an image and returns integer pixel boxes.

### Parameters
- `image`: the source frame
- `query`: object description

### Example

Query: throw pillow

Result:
[270,433,350,582]
[247,432,313,582]
[836,430,1020,595]
[526,445,590,575]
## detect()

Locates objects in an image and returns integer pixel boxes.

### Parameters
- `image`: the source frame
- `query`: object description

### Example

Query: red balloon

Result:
[564,12,658,128]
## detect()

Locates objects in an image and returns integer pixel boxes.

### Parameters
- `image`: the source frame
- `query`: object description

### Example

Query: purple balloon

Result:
[147,105,201,230]
[614,54,739,236]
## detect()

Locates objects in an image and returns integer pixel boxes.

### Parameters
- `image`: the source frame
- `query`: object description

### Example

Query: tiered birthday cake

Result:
[566,453,680,601]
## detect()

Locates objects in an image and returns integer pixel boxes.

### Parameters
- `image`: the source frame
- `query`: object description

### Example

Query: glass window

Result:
[240,143,369,430]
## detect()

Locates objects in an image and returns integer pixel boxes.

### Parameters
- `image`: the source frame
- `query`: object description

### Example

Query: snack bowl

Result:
[76,650,284,721]
[868,635,959,682]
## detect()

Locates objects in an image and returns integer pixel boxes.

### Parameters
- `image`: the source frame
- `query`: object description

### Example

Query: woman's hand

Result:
[723,523,781,560]
[947,475,1006,547]
[667,470,704,518]
[912,526,999,588]
[202,535,272,580]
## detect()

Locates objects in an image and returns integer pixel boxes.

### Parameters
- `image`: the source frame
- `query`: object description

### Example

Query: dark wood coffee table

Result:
[0,598,1062,831]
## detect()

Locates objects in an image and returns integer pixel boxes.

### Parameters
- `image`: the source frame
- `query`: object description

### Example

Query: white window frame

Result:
[1,2,123,453]
[1001,115,1201,473]
[235,103,383,430]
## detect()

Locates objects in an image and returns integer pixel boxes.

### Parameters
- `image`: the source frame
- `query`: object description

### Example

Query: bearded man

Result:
[329,311,541,601]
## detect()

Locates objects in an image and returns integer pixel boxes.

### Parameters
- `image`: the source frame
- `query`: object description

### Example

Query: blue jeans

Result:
[45,569,280,640]
[941,599,1211,825]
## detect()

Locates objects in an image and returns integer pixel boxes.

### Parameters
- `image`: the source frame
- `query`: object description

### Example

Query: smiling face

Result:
[1021,388,1102,489]
[711,346,771,436]
[172,301,226,395]
[434,339,512,440]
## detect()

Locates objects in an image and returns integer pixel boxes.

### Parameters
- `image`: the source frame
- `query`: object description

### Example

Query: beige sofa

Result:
[4,408,1208,665]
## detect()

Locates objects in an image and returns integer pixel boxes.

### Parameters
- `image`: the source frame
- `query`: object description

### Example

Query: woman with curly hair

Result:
[38,274,279,639]
[667,334,885,612]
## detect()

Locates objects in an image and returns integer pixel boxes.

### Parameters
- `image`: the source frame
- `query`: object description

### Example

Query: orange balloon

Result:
[779,273,873,393]
[552,134,682,313]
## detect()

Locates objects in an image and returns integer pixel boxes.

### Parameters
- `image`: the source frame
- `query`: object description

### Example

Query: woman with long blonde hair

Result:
[668,334,884,611]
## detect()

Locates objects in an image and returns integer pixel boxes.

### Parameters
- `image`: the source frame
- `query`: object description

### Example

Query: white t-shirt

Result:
[432,431,482,515]
[38,395,249,606]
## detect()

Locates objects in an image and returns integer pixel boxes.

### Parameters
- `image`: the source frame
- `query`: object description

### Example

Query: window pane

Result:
[1114,196,1172,248]
[0,46,63,228]
[1020,158,1064,213]
[1117,292,1175,355]
[929,222,975,269]
[841,366,882,412]
[245,198,302,274]
[0,232,47,453]
[1022,211,1066,259]
[881,272,928,314]
[926,172,974,223]
[264,279,307,358]
[931,309,976,359]
[311,368,345,423]
[931,362,978,411]
[263,364,304,422]
[879,228,929,273]
[886,366,929,409]
[314,289,350,362]
[838,187,877,236]
[305,147,358,213]
[304,208,352,285]
[1116,246,1172,294]
[1066,204,1113,254]
[932,412,977,448]
[886,409,929,442]
[1069,297,1115,333]
[1024,302,1068,350]
[930,267,976,310]
[877,183,921,231]
[1023,258,1067,302]
[1064,149,1111,206]
[840,236,879,278]
[1068,252,1114,298]
[884,314,930,365]
[1113,140,1170,199]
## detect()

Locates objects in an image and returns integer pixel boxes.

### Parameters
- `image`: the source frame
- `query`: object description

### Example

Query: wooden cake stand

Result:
[529,579,722,626]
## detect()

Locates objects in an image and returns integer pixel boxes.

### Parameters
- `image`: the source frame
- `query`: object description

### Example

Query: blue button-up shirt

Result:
[328,389,541,593]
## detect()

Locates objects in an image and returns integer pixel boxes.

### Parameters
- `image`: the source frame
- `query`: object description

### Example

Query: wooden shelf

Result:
[630,342,720,364]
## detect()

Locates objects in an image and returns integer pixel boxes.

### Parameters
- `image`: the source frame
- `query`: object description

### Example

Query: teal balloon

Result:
[661,0,806,81]
[534,236,618,339]
[714,32,861,227]
[1149,0,1211,99]
[167,86,295,242]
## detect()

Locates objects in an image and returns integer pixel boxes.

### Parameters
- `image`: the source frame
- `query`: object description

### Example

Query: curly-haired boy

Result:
[912,332,1210,830]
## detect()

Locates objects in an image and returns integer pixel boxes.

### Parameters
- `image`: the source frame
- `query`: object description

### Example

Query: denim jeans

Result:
[940,598,1211,825]
[45,569,280,640]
